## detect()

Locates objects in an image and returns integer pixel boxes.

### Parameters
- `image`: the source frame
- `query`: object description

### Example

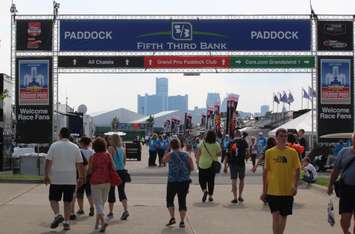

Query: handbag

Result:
[334,155,355,197]
[120,169,132,183]
[203,142,221,174]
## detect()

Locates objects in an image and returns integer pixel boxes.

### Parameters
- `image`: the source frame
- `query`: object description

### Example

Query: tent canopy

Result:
[268,111,315,136]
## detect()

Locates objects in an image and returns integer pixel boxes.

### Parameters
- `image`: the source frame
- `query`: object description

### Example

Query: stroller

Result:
[308,144,333,172]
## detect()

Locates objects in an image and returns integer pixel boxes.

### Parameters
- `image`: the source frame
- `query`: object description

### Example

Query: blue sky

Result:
[0,0,354,114]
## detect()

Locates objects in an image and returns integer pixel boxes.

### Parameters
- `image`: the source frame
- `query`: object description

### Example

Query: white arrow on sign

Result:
[149,59,152,66]
[125,59,130,66]
[73,59,77,66]
[235,60,242,64]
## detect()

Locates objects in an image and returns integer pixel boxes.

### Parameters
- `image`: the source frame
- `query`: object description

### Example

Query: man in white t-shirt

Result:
[44,128,84,231]
[302,157,317,184]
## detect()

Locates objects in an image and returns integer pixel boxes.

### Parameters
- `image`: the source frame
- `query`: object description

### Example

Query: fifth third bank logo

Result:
[172,22,193,41]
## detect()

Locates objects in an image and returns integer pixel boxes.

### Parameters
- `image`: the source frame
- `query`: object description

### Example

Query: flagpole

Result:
[301,89,303,109]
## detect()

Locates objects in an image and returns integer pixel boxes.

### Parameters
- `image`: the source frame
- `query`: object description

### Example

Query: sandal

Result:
[166,218,176,226]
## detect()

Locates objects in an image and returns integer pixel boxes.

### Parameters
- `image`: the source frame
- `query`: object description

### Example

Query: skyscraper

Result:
[260,105,270,116]
[156,77,168,111]
[168,95,188,112]
[206,93,221,108]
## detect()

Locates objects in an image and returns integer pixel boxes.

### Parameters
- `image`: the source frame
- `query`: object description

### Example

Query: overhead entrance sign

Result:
[144,56,230,68]
[59,19,311,52]
[58,56,145,68]
[231,56,315,69]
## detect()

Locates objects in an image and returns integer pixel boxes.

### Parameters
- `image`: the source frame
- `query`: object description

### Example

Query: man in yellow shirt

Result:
[261,128,301,234]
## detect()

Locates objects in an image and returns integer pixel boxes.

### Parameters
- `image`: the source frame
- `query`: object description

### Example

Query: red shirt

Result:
[90,152,112,185]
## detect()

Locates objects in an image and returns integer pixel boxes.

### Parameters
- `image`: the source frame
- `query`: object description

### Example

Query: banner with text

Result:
[16,58,53,144]
[317,21,353,51]
[16,20,53,51]
[60,19,311,52]
[318,57,354,141]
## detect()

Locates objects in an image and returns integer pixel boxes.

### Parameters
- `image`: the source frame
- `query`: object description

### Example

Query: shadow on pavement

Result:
[192,202,219,208]
[161,226,189,234]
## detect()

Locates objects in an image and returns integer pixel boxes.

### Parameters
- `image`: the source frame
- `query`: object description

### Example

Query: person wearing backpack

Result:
[163,138,194,228]
[195,130,221,202]
[328,133,355,234]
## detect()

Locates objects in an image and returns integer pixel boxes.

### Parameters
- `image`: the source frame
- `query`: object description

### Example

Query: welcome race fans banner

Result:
[16,58,53,143]
[59,19,311,52]
[317,56,354,141]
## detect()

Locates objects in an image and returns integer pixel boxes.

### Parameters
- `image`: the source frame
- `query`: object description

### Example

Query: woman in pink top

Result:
[88,137,115,232]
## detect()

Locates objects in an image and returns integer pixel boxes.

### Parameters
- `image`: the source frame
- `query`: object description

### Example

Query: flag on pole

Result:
[273,93,280,104]
[280,91,288,103]
[287,91,294,104]
[308,86,316,98]
[302,88,310,99]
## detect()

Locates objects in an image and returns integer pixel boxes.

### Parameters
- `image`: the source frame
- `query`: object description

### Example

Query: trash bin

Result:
[19,154,46,176]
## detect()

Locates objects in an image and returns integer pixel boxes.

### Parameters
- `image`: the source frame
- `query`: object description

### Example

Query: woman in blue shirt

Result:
[107,134,129,221]
[163,138,194,228]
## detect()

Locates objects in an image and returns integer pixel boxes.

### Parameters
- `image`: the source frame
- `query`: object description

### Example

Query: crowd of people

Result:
[44,127,355,234]
[45,128,130,232]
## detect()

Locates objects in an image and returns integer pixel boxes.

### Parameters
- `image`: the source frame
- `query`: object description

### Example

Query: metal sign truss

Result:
[10,11,355,143]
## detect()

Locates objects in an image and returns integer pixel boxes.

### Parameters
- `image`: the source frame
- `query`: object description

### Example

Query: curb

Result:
[0,179,42,184]
[310,183,328,193]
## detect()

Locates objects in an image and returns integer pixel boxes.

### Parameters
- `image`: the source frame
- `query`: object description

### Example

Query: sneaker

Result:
[70,214,77,220]
[99,223,108,233]
[238,197,244,202]
[63,223,70,231]
[202,191,208,203]
[76,209,84,215]
[120,210,129,220]
[231,199,238,204]
[89,207,95,216]
[208,196,214,202]
[94,224,99,230]
[50,215,64,229]
[179,221,185,228]
[107,212,114,219]
[166,218,176,226]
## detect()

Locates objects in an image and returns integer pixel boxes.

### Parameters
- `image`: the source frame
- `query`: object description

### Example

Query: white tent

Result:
[268,111,315,136]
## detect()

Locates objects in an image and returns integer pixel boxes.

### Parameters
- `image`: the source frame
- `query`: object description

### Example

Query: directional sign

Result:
[231,56,315,69]
[58,56,145,68]
[144,56,230,68]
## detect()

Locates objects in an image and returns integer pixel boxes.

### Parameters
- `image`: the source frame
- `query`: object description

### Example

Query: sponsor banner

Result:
[58,56,145,68]
[320,58,351,105]
[144,56,230,68]
[16,20,53,51]
[317,57,354,140]
[317,21,353,51]
[231,56,315,69]
[118,123,146,130]
[60,19,311,51]
[18,60,50,105]
[16,58,53,143]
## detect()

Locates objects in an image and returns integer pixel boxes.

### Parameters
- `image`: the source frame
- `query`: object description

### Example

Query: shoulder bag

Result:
[203,142,221,174]
[334,155,355,197]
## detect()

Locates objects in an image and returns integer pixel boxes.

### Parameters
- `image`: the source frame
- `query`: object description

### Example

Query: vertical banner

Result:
[16,58,53,144]
[225,94,239,138]
[318,57,354,140]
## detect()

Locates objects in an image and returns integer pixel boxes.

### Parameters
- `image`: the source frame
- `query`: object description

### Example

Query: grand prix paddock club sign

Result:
[15,58,53,143]
[317,56,354,141]
[59,19,311,51]
[58,56,315,69]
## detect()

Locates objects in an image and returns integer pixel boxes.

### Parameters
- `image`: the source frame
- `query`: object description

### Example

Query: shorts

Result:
[49,184,76,203]
[267,195,294,217]
[229,164,245,179]
[77,181,91,199]
[339,185,355,214]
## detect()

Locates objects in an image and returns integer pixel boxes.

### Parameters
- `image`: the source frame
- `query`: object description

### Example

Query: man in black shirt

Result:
[298,129,307,158]
[224,130,249,203]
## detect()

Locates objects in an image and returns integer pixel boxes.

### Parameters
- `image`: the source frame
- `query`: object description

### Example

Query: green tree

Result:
[0,89,10,100]
[111,116,119,131]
